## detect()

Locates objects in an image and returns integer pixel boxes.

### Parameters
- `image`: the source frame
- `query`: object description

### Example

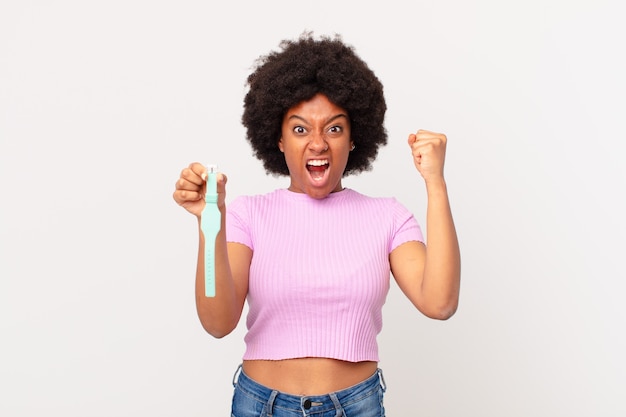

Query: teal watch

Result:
[201,164,220,297]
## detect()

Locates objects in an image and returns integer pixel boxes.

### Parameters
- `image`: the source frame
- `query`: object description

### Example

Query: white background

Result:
[1,1,624,415]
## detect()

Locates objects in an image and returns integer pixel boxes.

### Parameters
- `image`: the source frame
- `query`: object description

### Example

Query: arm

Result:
[173,163,250,338]
[390,130,461,320]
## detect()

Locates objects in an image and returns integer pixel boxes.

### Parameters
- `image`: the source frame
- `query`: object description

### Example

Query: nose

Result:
[308,133,328,153]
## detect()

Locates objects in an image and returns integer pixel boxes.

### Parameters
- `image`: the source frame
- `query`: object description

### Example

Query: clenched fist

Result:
[172,162,228,217]
[408,130,448,183]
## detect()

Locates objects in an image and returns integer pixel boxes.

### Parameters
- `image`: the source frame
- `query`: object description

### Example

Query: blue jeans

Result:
[231,364,387,417]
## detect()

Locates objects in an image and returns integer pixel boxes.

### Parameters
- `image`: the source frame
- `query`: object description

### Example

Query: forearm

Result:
[194,213,241,338]
[421,178,461,318]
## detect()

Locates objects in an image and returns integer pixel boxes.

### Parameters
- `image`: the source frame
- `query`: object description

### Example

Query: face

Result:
[278,93,353,199]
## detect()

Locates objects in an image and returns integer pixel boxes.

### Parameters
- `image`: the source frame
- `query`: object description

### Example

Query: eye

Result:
[293,126,307,135]
[327,125,343,136]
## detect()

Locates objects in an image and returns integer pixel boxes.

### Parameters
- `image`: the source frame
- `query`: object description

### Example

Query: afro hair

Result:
[242,32,388,176]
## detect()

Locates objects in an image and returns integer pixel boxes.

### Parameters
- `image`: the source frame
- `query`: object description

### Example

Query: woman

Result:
[173,33,460,416]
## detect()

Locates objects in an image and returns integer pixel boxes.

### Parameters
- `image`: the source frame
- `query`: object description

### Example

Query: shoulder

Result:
[227,189,288,219]
[343,189,409,211]
[229,189,284,205]
[346,189,419,233]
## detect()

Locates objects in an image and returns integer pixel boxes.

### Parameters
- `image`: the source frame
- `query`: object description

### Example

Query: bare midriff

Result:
[242,358,378,396]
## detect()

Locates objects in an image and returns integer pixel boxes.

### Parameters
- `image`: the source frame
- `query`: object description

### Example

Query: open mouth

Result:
[306,159,329,181]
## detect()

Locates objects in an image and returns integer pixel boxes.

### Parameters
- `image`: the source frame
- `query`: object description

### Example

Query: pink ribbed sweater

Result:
[226,188,423,362]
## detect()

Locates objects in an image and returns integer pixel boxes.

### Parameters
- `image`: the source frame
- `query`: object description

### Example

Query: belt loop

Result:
[329,392,344,416]
[232,364,243,387]
[377,368,387,393]
[266,390,278,416]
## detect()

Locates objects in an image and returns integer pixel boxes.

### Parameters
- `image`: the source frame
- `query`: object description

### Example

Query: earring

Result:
[350,144,356,151]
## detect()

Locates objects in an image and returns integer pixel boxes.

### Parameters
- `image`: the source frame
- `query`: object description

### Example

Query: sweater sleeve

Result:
[226,196,254,250]
[389,198,424,252]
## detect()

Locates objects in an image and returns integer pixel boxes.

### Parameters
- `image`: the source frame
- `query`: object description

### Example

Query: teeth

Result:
[307,159,328,166]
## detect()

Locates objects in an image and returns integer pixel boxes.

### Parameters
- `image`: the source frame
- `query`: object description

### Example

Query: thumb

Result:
[216,173,228,207]
[217,172,228,189]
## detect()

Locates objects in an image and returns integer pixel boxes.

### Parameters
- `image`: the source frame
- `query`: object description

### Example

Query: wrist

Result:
[424,176,447,192]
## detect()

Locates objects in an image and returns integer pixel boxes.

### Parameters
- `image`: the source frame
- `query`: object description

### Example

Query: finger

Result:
[410,137,447,155]
[415,129,441,136]
[409,130,443,147]
[189,162,208,177]
[216,173,228,191]
[413,130,447,144]
[172,188,204,206]
[175,176,203,192]
[409,140,437,158]
[176,165,203,188]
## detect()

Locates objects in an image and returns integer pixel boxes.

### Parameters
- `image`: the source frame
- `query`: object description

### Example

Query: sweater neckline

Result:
[277,187,354,202]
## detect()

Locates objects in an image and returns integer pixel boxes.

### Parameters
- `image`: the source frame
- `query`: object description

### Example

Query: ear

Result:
[278,137,284,152]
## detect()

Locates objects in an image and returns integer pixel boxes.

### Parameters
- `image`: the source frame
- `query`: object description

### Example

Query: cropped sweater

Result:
[226,188,424,362]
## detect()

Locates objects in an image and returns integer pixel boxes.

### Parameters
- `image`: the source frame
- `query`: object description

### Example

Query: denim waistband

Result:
[232,364,386,414]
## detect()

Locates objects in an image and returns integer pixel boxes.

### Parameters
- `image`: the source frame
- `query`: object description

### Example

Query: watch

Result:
[201,164,220,297]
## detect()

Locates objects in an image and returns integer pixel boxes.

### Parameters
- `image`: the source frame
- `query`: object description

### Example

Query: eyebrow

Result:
[287,113,349,125]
